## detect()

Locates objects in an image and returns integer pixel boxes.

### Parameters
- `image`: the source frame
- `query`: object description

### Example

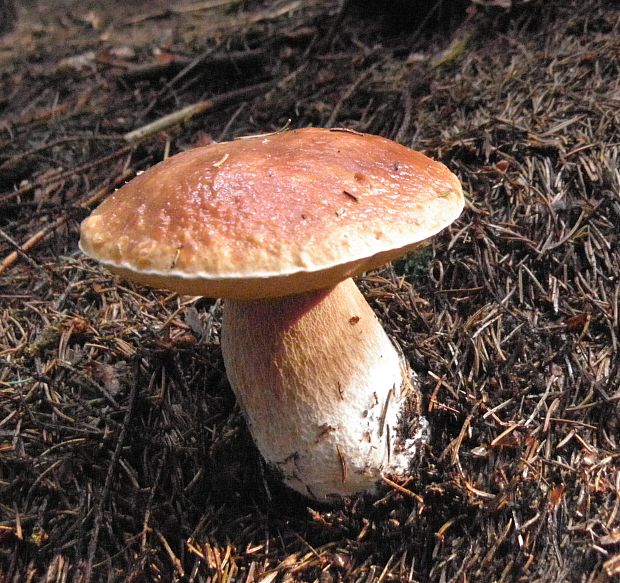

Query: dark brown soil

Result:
[1,1,619,581]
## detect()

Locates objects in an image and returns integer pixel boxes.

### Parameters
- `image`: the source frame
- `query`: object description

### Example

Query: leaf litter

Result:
[0,0,619,581]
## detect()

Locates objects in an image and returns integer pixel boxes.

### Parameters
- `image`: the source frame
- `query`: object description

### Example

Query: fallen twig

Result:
[123,81,273,143]
[83,363,139,582]
[122,0,243,25]
[0,216,68,275]
[380,474,424,503]
[0,168,133,274]
[0,225,47,274]
[0,145,132,205]
[120,48,266,83]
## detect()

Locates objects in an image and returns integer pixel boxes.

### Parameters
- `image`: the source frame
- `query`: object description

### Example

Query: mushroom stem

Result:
[221,277,426,501]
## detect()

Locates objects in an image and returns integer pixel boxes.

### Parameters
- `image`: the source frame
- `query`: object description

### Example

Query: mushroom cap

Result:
[80,128,463,299]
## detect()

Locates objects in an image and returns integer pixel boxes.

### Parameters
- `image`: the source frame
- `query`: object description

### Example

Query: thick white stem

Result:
[221,278,426,501]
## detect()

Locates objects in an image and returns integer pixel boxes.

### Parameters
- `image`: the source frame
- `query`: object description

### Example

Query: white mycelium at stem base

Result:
[221,277,424,501]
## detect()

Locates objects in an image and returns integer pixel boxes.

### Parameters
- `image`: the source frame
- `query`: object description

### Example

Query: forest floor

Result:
[0,0,619,581]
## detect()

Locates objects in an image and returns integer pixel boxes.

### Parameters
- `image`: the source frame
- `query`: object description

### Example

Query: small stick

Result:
[394,87,413,144]
[141,46,221,117]
[336,444,348,484]
[0,145,132,205]
[155,529,185,577]
[78,168,134,208]
[0,137,102,174]
[140,452,166,552]
[0,224,53,275]
[123,81,272,143]
[326,62,380,128]
[0,170,133,274]
[123,0,242,25]
[121,48,265,83]
[380,474,424,503]
[83,365,139,582]
[217,102,246,141]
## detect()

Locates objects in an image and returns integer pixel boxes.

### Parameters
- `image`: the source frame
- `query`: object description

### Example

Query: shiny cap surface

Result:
[80,128,463,298]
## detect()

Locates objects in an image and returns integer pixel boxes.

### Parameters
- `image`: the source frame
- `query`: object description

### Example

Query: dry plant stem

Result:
[123,81,273,143]
[0,169,133,275]
[222,277,419,501]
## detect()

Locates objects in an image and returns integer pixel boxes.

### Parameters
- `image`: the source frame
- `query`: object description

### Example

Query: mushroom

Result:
[80,128,463,502]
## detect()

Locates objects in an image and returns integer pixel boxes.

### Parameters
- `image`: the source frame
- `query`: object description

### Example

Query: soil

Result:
[0,0,619,581]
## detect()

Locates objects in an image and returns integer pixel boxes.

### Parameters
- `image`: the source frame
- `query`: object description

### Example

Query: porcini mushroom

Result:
[80,128,463,501]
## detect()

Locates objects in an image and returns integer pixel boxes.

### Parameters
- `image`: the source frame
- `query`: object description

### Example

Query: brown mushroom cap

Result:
[80,128,463,299]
